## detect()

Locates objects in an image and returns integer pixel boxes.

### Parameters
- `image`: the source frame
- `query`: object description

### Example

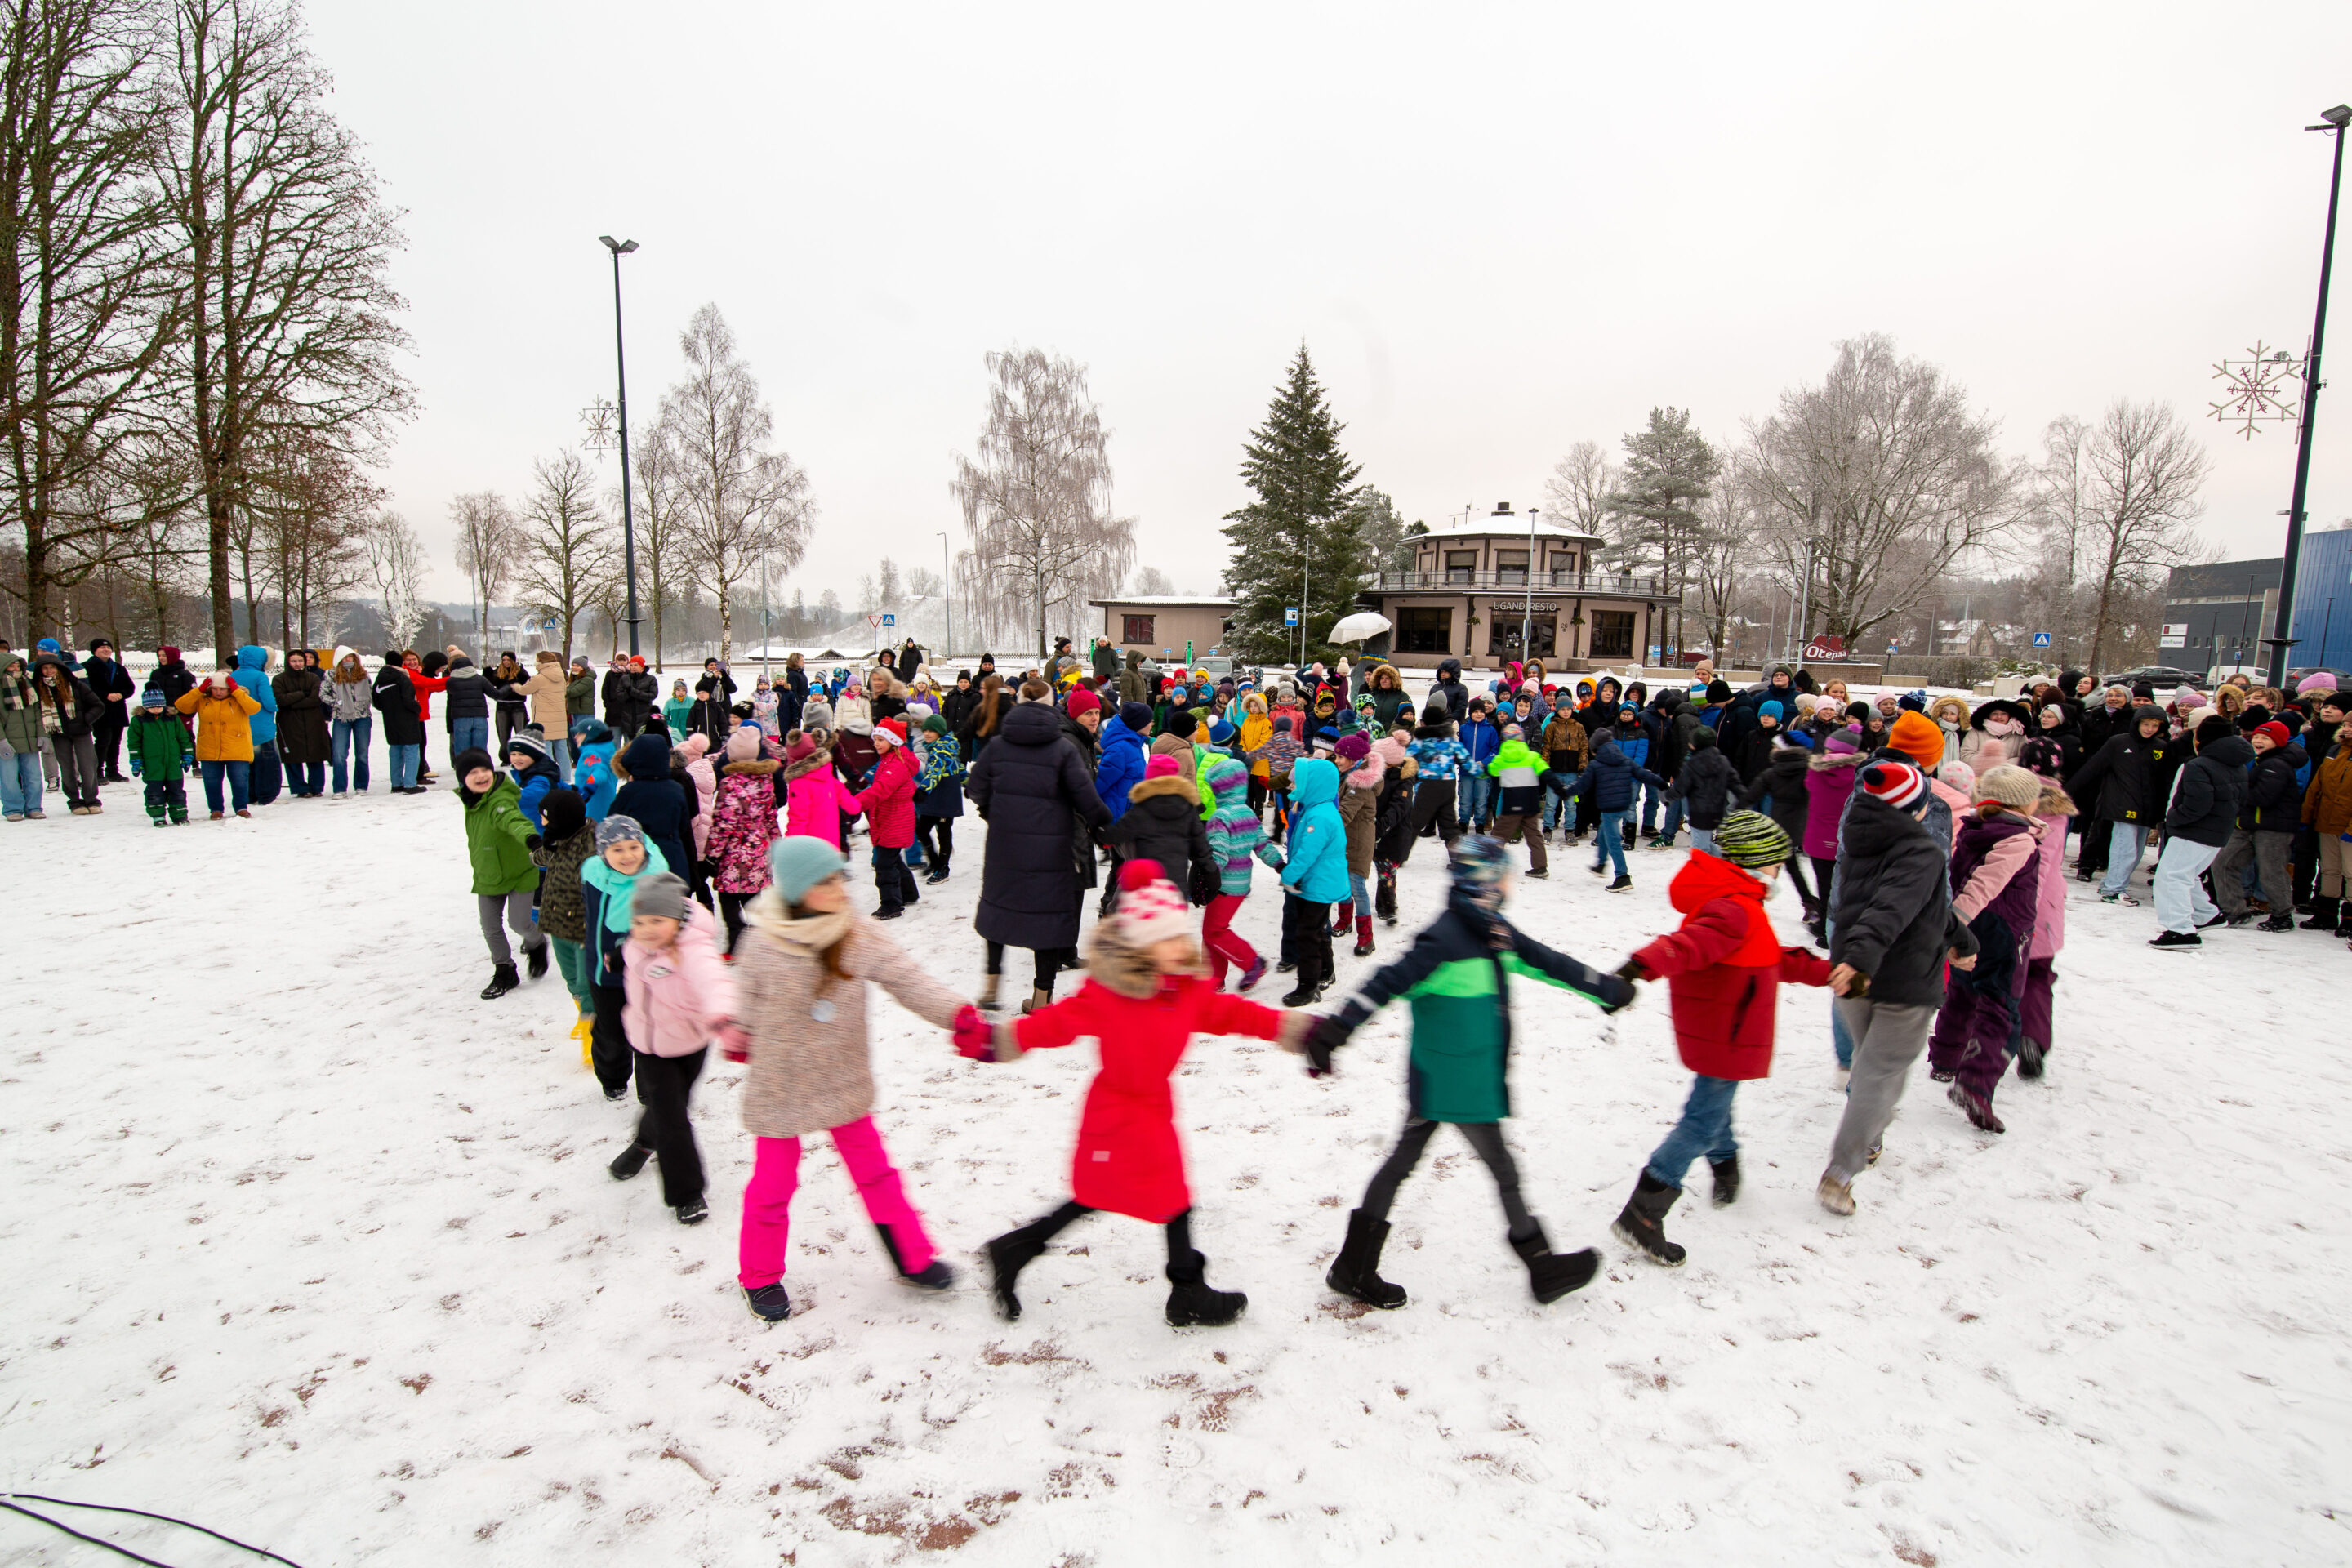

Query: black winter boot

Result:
[479,963,519,1000]
[1325,1209,1406,1309]
[985,1220,1055,1321]
[1708,1155,1740,1208]
[526,942,550,980]
[2016,1036,2047,1079]
[1508,1223,1599,1303]
[2301,897,2341,931]
[1611,1172,1687,1267]
[608,1144,653,1181]
[1164,1250,1247,1326]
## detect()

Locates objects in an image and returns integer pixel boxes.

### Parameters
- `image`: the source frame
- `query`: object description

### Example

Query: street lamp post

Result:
[939,532,952,660]
[1521,507,1539,662]
[599,235,641,657]
[2265,105,2350,688]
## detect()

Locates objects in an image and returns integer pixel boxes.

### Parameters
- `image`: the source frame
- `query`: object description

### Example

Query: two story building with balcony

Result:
[1357,503,1672,671]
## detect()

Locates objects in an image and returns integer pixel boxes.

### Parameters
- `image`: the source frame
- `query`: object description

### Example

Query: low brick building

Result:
[1090,596,1238,662]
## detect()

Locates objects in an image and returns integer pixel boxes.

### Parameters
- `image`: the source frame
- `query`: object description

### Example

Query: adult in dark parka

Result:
[967,692,1112,1012]
[271,650,333,795]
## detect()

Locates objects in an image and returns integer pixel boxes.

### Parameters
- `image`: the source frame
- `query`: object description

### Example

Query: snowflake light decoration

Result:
[2209,342,2304,440]
[580,398,620,453]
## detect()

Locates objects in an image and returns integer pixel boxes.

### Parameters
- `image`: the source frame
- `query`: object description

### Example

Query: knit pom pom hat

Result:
[724,728,761,763]
[1973,763,2041,811]
[1115,858,1192,947]
[1712,809,1792,869]
[1858,760,1927,811]
[1143,753,1181,779]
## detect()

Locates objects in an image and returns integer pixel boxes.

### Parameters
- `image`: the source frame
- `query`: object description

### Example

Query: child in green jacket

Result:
[1485,723,1549,876]
[129,688,192,824]
[458,746,546,1000]
[1305,836,1633,1309]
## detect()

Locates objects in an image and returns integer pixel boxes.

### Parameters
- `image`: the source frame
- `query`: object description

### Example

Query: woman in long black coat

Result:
[967,694,1111,1013]
[271,652,333,796]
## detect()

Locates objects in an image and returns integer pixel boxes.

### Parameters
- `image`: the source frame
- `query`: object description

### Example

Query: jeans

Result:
[1540,769,1579,830]
[1646,1075,1740,1188]
[549,734,572,785]
[287,759,325,796]
[389,743,421,790]
[1690,825,1716,858]
[1460,773,1495,827]
[0,749,42,815]
[1592,808,1633,876]
[450,716,490,760]
[1639,781,1666,836]
[738,1117,934,1288]
[248,740,282,804]
[332,716,372,793]
[2213,828,2294,919]
[1349,871,1372,917]
[2098,822,2149,897]
[2152,836,2221,934]
[198,759,252,813]
[1825,998,1936,1182]
[1656,795,1686,843]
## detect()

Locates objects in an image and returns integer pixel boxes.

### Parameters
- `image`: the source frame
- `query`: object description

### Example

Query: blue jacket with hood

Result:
[1459,714,1502,770]
[568,717,621,818]
[233,645,278,745]
[1279,757,1352,904]
[1095,713,1151,819]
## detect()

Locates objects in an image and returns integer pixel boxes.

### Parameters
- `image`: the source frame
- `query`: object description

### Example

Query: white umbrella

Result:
[1328,611,1392,644]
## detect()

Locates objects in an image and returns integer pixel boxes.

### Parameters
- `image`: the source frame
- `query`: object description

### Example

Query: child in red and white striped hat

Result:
[956,858,1315,1329]
[853,717,921,918]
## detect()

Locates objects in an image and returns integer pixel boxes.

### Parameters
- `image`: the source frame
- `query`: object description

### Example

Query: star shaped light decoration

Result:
[2209,342,2304,440]
[580,398,620,453]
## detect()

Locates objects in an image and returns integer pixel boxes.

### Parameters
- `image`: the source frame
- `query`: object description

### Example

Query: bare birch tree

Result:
[2076,399,2209,673]
[158,0,412,662]
[513,448,613,661]
[448,489,516,648]
[655,303,812,662]
[951,348,1133,664]
[2028,415,2093,665]
[0,0,184,636]
[361,506,422,649]
[1541,439,1615,539]
[1747,334,2025,647]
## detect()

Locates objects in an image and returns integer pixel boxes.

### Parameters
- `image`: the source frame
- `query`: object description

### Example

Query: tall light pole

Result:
[938,532,952,660]
[599,235,641,656]
[1521,507,1539,661]
[2266,105,2350,688]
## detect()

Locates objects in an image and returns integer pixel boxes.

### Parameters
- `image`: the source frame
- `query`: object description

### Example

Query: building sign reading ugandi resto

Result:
[1486,599,1564,615]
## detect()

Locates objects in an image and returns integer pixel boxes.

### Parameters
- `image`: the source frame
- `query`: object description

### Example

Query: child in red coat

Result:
[1608,812,1832,1265]
[958,858,1312,1327]
[853,718,920,918]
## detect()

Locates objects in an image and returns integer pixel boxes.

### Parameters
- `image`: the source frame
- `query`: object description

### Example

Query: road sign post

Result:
[2032,631,2052,650]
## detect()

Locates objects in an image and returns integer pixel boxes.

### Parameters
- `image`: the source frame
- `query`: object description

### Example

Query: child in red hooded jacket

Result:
[956,858,1312,1328]
[853,718,920,919]
[1608,810,1832,1266]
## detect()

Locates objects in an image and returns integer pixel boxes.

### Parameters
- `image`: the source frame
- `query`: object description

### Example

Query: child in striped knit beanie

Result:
[956,858,1314,1329]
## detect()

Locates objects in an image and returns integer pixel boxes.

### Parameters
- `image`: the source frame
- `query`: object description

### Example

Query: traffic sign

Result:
[1886,641,1899,654]
[2032,631,2052,649]
[866,613,884,629]
[1284,606,1298,627]
[882,613,896,627]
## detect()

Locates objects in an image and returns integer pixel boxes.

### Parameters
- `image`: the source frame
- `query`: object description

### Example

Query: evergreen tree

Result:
[1220,348,1368,663]
[1352,488,1419,577]
[1603,408,1719,654]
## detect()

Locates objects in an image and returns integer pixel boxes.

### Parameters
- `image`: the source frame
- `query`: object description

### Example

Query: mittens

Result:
[952,1004,996,1062]
[1303,1015,1350,1077]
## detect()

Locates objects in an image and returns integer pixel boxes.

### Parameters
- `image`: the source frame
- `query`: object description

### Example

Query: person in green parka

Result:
[457,745,545,999]
[128,688,193,824]
[1303,835,1634,1311]
[662,679,693,740]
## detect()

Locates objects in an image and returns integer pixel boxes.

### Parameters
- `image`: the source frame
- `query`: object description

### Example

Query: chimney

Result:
[1491,501,1514,519]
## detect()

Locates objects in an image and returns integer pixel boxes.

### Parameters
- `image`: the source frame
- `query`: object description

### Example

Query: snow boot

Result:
[526,942,550,981]
[873,1221,956,1290]
[675,1196,709,1225]
[1325,1209,1406,1309]
[1164,1249,1247,1327]
[1331,905,1352,938]
[608,1144,653,1181]
[2016,1036,2047,1080]
[1025,987,1054,1015]
[986,1209,1079,1321]
[1607,874,1633,893]
[1708,1155,1740,1208]
[1817,1174,1856,1215]
[1947,1081,2005,1134]
[1611,1172,1686,1267]
[1509,1223,1600,1303]
[2258,911,2296,933]
[1352,915,1374,957]
[479,963,520,1000]
[2301,897,2341,931]
[1236,956,1268,992]
[976,973,1000,1012]
[744,1283,792,1323]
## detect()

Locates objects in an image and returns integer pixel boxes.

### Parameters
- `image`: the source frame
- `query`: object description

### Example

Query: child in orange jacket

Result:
[1608,812,1832,1266]
[957,858,1311,1328]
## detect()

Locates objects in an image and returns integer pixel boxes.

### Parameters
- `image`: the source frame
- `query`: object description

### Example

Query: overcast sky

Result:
[306,2,2352,608]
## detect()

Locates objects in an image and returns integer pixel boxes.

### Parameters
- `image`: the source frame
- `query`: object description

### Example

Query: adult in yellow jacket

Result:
[176,671,261,817]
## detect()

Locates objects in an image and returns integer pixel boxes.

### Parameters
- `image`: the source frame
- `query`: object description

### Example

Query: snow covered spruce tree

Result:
[1219,348,1370,666]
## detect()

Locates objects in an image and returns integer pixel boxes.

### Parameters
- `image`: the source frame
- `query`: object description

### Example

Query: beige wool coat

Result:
[732,893,966,1138]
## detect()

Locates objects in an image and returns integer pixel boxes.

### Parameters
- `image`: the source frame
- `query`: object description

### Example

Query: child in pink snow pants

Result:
[726,835,978,1321]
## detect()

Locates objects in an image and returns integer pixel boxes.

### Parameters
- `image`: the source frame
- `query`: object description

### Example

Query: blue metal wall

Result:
[2287,528,2352,673]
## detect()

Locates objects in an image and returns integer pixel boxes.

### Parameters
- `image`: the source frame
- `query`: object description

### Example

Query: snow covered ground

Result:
[3,790,2347,1566]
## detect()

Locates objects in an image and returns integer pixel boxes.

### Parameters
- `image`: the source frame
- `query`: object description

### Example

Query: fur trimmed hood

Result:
[782,748,834,783]
[2033,784,2078,817]
[723,758,782,777]
[1083,911,1205,1000]
[1124,773,1197,806]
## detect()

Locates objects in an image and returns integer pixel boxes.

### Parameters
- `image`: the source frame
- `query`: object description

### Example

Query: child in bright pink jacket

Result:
[614,871,743,1225]
[853,718,921,917]
[782,729,859,846]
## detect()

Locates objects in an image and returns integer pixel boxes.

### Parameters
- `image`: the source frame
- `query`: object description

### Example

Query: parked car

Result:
[2287,666,2352,690]
[2096,665,2203,693]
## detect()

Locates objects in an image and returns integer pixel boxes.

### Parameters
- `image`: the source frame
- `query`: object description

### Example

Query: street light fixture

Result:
[939,532,952,660]
[2264,105,2348,687]
[599,235,642,657]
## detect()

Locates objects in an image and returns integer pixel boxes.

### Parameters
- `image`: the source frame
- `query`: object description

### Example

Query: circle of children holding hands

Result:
[22,633,2345,1325]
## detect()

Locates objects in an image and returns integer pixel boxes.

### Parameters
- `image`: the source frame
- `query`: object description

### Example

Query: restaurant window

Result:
[1488,615,1557,659]
[1444,551,1477,584]
[1121,614,1155,644]
[1495,550,1529,586]
[1398,606,1452,653]
[1588,609,1636,658]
